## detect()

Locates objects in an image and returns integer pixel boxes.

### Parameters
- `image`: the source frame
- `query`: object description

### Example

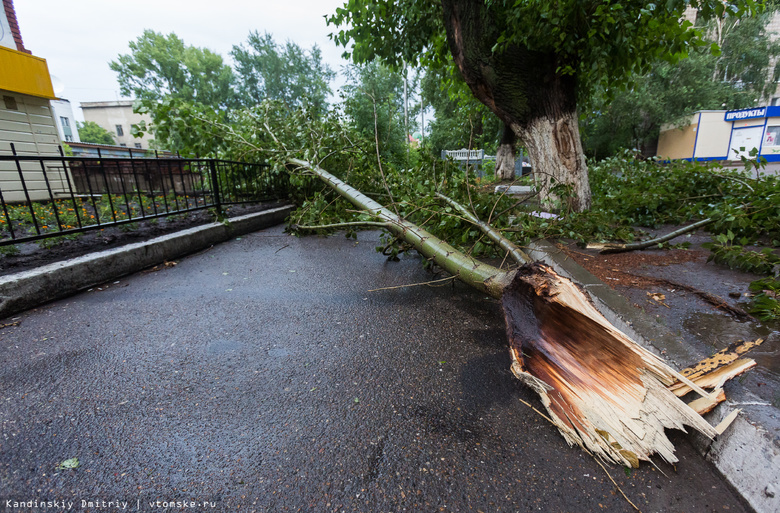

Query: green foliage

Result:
[327,1,446,69]
[133,98,226,157]
[421,65,502,157]
[328,1,758,99]
[714,11,780,99]
[0,244,20,256]
[76,121,115,145]
[705,237,780,274]
[110,30,236,109]
[583,8,780,158]
[341,61,417,168]
[748,276,780,321]
[499,154,779,252]
[231,32,335,113]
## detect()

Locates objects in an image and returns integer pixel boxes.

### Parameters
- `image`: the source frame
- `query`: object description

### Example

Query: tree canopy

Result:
[76,121,116,145]
[231,31,335,112]
[341,61,418,167]
[328,1,756,96]
[328,1,759,212]
[110,30,236,110]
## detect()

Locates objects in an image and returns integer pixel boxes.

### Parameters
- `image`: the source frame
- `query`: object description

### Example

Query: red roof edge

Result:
[3,0,31,54]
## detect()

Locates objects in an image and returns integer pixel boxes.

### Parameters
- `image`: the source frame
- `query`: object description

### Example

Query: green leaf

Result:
[56,458,80,470]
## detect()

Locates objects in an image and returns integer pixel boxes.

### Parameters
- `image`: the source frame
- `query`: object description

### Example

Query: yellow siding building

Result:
[0,0,70,201]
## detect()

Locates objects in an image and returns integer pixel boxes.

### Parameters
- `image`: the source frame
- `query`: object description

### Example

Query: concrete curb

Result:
[0,204,294,319]
[527,240,779,513]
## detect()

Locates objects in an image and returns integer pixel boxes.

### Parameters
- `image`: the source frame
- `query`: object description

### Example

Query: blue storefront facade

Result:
[657,106,780,163]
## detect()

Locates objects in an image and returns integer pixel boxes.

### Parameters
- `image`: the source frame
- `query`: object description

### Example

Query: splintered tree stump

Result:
[502,263,718,467]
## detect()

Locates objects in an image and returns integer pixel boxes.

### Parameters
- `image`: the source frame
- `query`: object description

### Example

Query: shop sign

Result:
[725,107,767,121]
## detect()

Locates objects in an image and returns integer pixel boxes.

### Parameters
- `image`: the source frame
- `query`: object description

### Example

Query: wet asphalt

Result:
[0,225,753,513]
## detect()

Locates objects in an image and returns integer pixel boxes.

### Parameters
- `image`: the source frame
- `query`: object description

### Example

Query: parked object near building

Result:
[80,100,153,149]
[657,106,780,163]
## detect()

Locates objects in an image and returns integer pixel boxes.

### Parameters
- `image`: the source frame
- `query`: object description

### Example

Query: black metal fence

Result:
[0,145,288,246]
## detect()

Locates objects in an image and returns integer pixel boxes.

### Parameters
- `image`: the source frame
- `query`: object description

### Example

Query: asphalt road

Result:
[0,225,752,512]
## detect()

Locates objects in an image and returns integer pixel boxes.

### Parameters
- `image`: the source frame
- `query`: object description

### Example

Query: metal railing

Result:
[0,144,288,246]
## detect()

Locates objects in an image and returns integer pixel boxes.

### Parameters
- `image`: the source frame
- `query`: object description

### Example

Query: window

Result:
[116,125,124,136]
[64,135,73,142]
[772,98,780,106]
[764,126,780,146]
[60,116,70,128]
[134,143,142,149]
[119,143,127,147]
[3,95,18,110]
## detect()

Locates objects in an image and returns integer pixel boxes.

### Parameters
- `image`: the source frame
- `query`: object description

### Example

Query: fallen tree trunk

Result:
[289,158,727,467]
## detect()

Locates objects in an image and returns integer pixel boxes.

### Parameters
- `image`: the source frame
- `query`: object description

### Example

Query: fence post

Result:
[10,143,41,235]
[209,160,223,217]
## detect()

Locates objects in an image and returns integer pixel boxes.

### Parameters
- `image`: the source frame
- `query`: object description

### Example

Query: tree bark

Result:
[440,0,591,212]
[515,112,590,212]
[494,124,516,180]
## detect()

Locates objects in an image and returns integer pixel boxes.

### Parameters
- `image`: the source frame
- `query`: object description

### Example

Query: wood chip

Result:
[715,409,741,436]
[687,388,727,415]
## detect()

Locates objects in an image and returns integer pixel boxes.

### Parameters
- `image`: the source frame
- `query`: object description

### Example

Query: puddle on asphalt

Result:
[683,312,773,351]
[268,347,291,358]
[206,339,244,354]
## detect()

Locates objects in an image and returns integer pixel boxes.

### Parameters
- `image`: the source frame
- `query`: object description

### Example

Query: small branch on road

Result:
[294,221,393,231]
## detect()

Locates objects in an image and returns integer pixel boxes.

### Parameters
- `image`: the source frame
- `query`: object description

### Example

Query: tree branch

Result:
[294,221,393,231]
[588,218,714,254]
[437,193,531,266]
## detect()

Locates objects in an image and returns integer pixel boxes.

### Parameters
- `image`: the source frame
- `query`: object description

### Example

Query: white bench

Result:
[442,149,493,162]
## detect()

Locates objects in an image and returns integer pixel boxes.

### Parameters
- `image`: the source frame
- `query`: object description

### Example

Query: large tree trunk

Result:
[290,157,731,468]
[516,111,590,212]
[494,124,516,181]
[440,0,592,212]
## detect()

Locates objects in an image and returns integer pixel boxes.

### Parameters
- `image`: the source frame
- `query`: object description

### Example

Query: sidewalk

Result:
[0,217,773,512]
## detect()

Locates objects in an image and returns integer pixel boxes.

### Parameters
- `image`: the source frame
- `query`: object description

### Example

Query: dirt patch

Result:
[563,244,708,286]
[0,201,287,277]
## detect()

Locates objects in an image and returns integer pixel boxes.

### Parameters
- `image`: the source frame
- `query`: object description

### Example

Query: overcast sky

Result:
[14,0,351,120]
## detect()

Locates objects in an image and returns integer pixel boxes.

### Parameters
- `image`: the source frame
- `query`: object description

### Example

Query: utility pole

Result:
[403,62,409,153]
[421,97,425,146]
